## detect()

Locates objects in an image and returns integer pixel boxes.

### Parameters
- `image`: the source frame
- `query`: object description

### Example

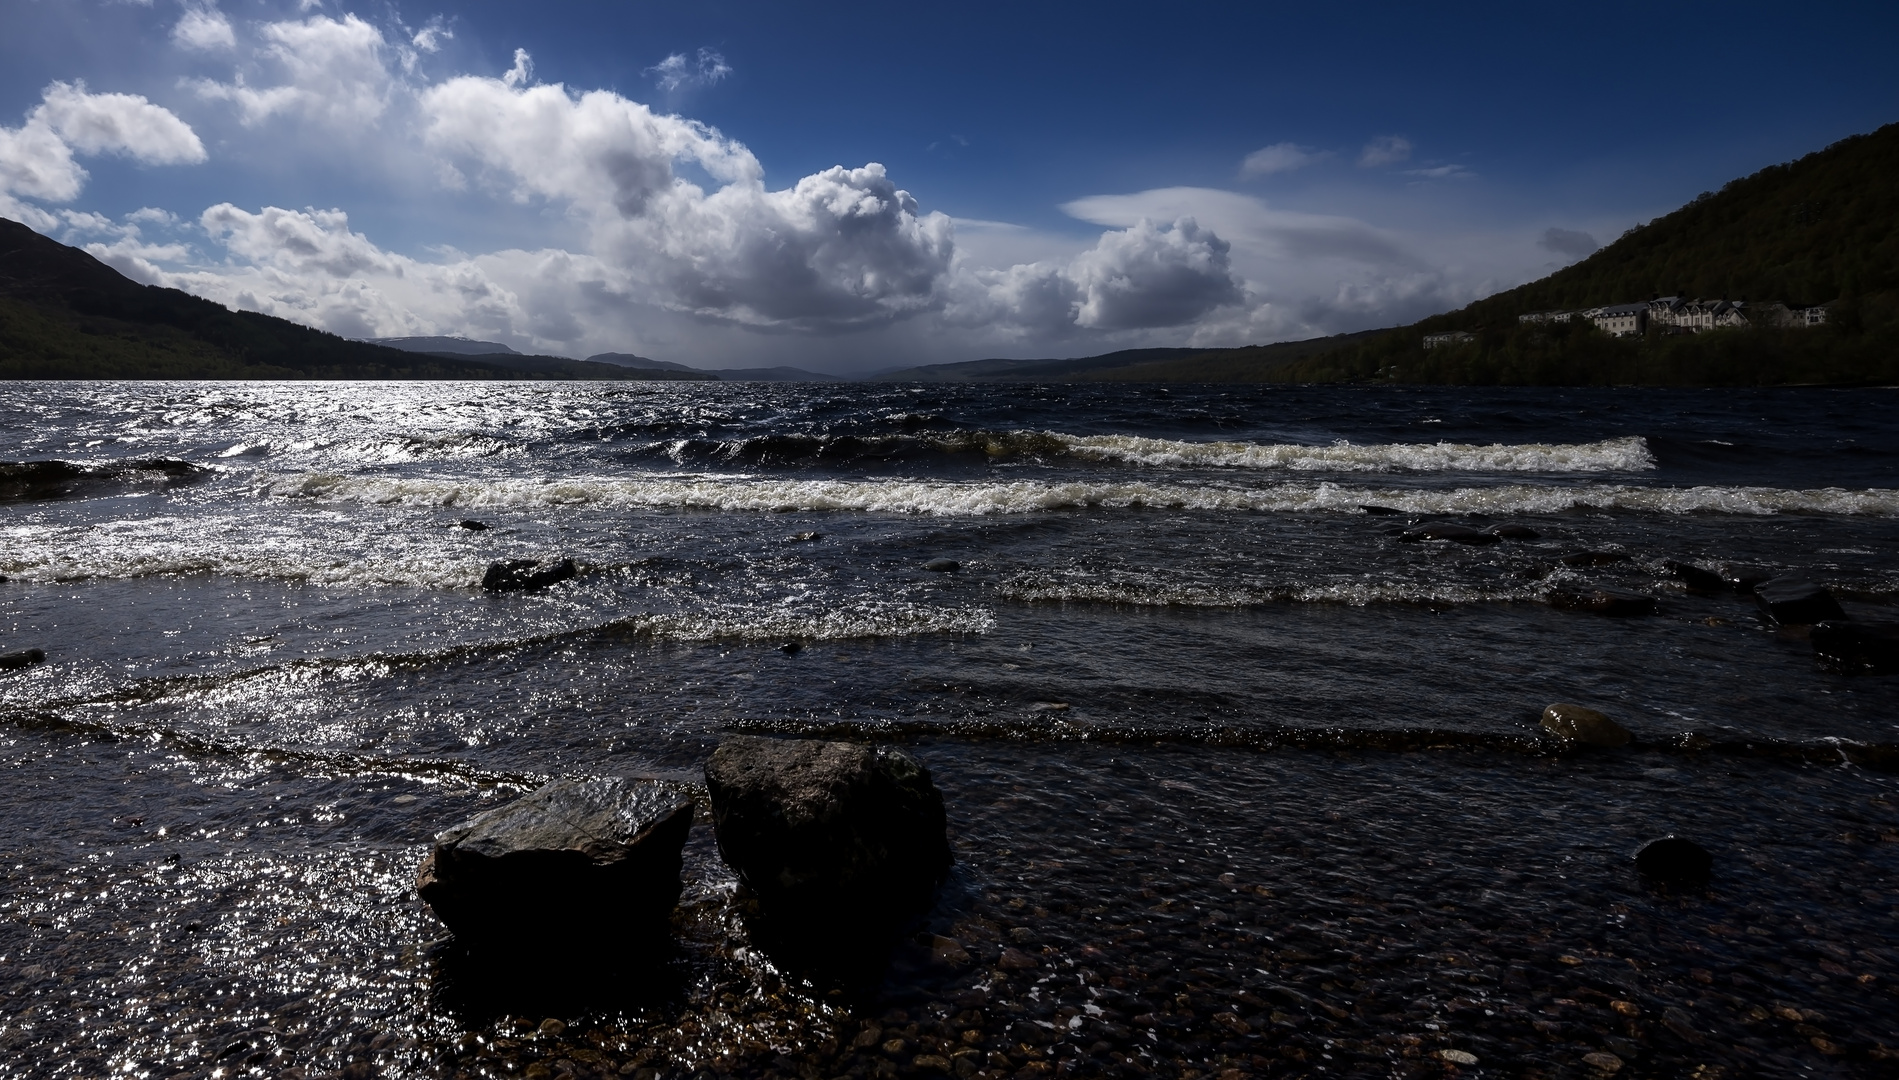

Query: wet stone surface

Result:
[1,734,1896,1079]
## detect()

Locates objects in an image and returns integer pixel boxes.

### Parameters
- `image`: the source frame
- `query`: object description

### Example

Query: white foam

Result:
[259,474,1899,518]
[1047,433,1656,473]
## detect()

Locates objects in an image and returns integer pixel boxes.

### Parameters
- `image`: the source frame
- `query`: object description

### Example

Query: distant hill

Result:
[863,338,1382,383]
[371,336,519,355]
[586,352,837,381]
[1272,121,1899,385]
[0,219,709,381]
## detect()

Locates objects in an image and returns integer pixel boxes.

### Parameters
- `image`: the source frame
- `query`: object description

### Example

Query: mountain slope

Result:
[0,219,685,380]
[1272,121,1899,385]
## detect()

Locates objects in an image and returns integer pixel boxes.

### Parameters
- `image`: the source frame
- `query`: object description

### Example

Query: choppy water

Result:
[1,381,1897,1079]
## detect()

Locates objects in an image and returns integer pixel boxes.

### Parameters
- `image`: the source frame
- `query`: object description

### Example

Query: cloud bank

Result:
[0,5,1570,369]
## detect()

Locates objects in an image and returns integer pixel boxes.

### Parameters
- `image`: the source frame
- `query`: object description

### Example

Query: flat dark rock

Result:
[1634,836,1712,885]
[480,558,577,592]
[1546,587,1656,617]
[0,648,45,671]
[1812,620,1899,675]
[1662,560,1726,593]
[416,777,694,953]
[1486,523,1540,539]
[457,520,490,531]
[923,558,960,572]
[705,736,952,936]
[1754,576,1845,626]
[1398,521,1499,545]
[1559,550,1631,567]
[1358,504,1403,516]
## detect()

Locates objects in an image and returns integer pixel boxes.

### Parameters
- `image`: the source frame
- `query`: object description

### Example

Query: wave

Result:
[0,458,206,502]
[215,432,521,463]
[263,474,1899,517]
[637,431,1656,473]
[995,578,1545,608]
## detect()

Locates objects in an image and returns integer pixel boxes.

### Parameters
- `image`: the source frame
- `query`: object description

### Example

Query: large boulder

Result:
[1754,576,1845,626]
[416,777,694,955]
[480,558,577,593]
[705,736,952,936]
[1541,703,1633,747]
[1812,620,1899,675]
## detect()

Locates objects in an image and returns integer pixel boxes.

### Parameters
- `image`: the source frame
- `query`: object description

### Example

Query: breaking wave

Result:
[640,431,1655,473]
[263,474,1899,517]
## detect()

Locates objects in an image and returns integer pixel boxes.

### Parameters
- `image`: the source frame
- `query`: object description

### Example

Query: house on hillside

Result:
[1517,310,1575,325]
[1422,330,1476,349]
[1588,303,1648,337]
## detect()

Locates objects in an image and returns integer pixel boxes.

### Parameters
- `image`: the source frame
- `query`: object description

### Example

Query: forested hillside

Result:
[1274,121,1899,385]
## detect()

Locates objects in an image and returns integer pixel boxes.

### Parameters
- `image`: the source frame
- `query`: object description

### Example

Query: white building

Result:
[1588,303,1648,337]
[1422,331,1476,349]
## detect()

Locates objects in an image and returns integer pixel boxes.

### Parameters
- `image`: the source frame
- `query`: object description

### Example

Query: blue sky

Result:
[2,0,1894,372]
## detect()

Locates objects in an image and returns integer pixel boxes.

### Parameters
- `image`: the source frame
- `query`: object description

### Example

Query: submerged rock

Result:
[1662,560,1726,593]
[480,558,577,593]
[1560,550,1631,567]
[457,520,490,531]
[1634,835,1712,885]
[923,558,960,572]
[1398,521,1500,545]
[416,777,694,954]
[0,648,45,671]
[1720,566,1774,594]
[705,736,952,936]
[1811,620,1899,675]
[1358,504,1404,516]
[1546,587,1656,617]
[1541,703,1633,747]
[1487,523,1540,540]
[1754,576,1846,626]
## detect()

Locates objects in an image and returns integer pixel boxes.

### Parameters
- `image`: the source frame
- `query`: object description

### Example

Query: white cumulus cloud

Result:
[173,4,237,51]
[1240,142,1324,177]
[190,14,392,126]
[0,82,204,208]
[421,72,953,331]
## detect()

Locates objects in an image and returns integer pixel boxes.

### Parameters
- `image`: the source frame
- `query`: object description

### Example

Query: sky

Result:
[2,1,1895,374]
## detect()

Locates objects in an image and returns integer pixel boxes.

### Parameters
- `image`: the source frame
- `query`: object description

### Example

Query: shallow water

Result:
[1,381,1897,1078]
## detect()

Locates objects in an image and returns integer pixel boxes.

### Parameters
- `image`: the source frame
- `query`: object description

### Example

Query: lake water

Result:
[2,380,1897,1078]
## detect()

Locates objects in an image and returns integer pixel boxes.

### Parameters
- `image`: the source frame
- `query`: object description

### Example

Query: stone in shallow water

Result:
[1397,521,1499,545]
[480,558,577,592]
[1753,576,1845,626]
[705,736,952,937]
[0,648,45,671]
[1811,620,1899,675]
[416,777,694,954]
[1541,703,1633,747]
[1662,560,1725,593]
[1560,550,1631,567]
[457,519,490,531]
[923,558,960,572]
[1546,586,1656,616]
[1633,835,1713,886]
